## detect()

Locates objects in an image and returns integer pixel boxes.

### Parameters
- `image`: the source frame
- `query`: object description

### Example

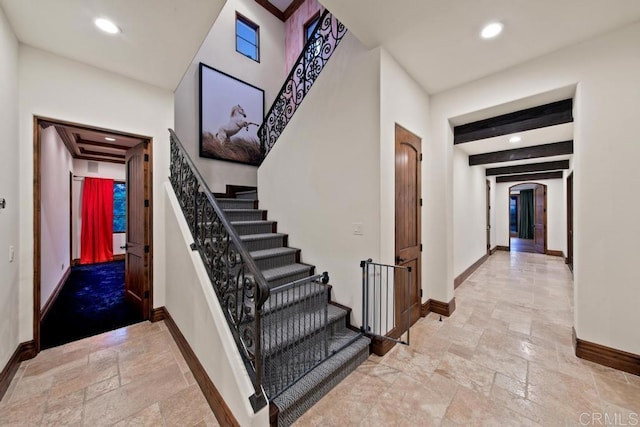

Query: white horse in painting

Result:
[215,104,259,143]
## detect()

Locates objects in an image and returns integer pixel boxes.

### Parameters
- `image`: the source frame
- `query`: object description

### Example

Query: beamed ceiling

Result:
[41,120,147,165]
[254,0,304,21]
[453,88,575,182]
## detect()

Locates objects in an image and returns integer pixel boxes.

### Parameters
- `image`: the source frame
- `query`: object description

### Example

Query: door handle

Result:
[120,245,128,250]
[396,256,407,264]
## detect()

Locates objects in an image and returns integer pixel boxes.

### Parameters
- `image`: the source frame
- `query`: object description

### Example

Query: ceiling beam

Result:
[255,0,306,21]
[79,147,126,159]
[454,99,573,144]
[76,155,125,165]
[76,137,129,151]
[496,171,563,183]
[255,0,285,20]
[485,160,570,176]
[469,141,573,166]
[283,0,306,20]
[54,126,79,156]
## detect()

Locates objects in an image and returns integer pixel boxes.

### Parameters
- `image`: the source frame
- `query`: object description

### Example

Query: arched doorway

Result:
[508,183,547,254]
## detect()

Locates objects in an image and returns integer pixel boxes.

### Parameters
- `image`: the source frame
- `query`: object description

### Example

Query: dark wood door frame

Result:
[486,180,491,255]
[566,172,574,271]
[508,182,547,254]
[394,123,422,337]
[33,116,154,353]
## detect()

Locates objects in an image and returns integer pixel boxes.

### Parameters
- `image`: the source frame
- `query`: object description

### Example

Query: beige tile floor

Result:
[295,251,640,426]
[0,321,219,426]
[3,252,639,426]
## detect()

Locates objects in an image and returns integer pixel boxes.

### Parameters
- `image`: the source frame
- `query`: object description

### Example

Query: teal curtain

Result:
[518,190,534,239]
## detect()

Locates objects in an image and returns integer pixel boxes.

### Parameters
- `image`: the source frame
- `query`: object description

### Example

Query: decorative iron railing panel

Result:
[258,9,347,159]
[169,129,269,412]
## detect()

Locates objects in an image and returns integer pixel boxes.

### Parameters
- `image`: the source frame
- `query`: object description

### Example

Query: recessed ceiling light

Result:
[95,18,120,35]
[481,22,503,39]
[105,137,116,141]
[509,135,521,143]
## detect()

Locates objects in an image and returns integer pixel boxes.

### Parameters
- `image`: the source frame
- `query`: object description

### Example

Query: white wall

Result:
[0,5,20,367]
[174,0,286,193]
[71,159,127,260]
[379,50,435,303]
[40,126,73,308]
[258,34,381,324]
[452,147,488,277]
[432,22,640,354]
[488,176,497,250]
[164,184,268,426]
[494,180,566,254]
[18,45,174,341]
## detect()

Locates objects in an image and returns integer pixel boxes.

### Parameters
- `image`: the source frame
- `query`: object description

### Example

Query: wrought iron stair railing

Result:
[258,9,347,159]
[169,129,270,412]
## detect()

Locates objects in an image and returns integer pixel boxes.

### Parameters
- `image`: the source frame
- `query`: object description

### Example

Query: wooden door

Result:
[125,141,150,318]
[486,180,491,255]
[394,124,421,337]
[534,184,546,254]
[566,173,573,271]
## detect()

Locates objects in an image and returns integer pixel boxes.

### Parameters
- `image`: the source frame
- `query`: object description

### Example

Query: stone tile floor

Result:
[0,321,219,426]
[294,251,640,426]
[2,252,638,426]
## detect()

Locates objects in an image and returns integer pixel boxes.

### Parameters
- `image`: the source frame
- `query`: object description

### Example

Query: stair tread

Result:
[262,263,313,281]
[239,233,284,241]
[230,220,274,225]
[223,208,263,213]
[262,283,327,313]
[251,247,298,259]
[263,305,349,354]
[217,197,254,202]
[271,333,370,417]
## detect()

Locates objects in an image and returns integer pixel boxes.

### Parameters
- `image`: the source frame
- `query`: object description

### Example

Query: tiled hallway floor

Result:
[0,321,219,426]
[2,253,638,426]
[295,251,640,426]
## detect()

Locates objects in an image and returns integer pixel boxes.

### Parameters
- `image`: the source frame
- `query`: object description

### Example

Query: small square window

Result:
[304,13,320,43]
[236,13,259,62]
[303,13,322,62]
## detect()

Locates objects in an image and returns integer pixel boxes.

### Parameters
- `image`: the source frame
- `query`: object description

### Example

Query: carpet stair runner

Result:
[218,189,370,426]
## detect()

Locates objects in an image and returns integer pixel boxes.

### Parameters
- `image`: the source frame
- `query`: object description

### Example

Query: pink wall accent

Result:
[284,0,322,74]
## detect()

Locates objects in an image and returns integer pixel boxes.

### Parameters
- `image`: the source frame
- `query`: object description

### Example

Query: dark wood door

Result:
[125,141,150,318]
[486,180,491,255]
[566,173,573,271]
[534,184,546,254]
[395,124,421,337]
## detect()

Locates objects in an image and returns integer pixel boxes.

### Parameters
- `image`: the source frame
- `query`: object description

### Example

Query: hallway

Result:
[295,252,640,426]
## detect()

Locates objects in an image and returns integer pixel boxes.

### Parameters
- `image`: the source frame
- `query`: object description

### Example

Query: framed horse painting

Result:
[199,63,265,165]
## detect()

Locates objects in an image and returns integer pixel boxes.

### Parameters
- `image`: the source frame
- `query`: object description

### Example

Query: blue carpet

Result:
[41,261,143,349]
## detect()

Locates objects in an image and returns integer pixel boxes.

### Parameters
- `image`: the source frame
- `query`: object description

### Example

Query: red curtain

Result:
[80,178,114,264]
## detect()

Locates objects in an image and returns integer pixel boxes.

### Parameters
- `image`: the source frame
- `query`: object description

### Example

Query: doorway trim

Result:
[507,182,547,254]
[33,115,154,353]
[393,123,422,337]
[566,172,574,271]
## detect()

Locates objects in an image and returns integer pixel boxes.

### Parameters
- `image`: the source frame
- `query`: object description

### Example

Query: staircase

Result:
[214,189,370,426]
[169,8,363,424]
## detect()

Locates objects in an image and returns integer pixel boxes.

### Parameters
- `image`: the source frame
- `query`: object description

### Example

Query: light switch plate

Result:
[353,223,363,236]
[9,245,14,263]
